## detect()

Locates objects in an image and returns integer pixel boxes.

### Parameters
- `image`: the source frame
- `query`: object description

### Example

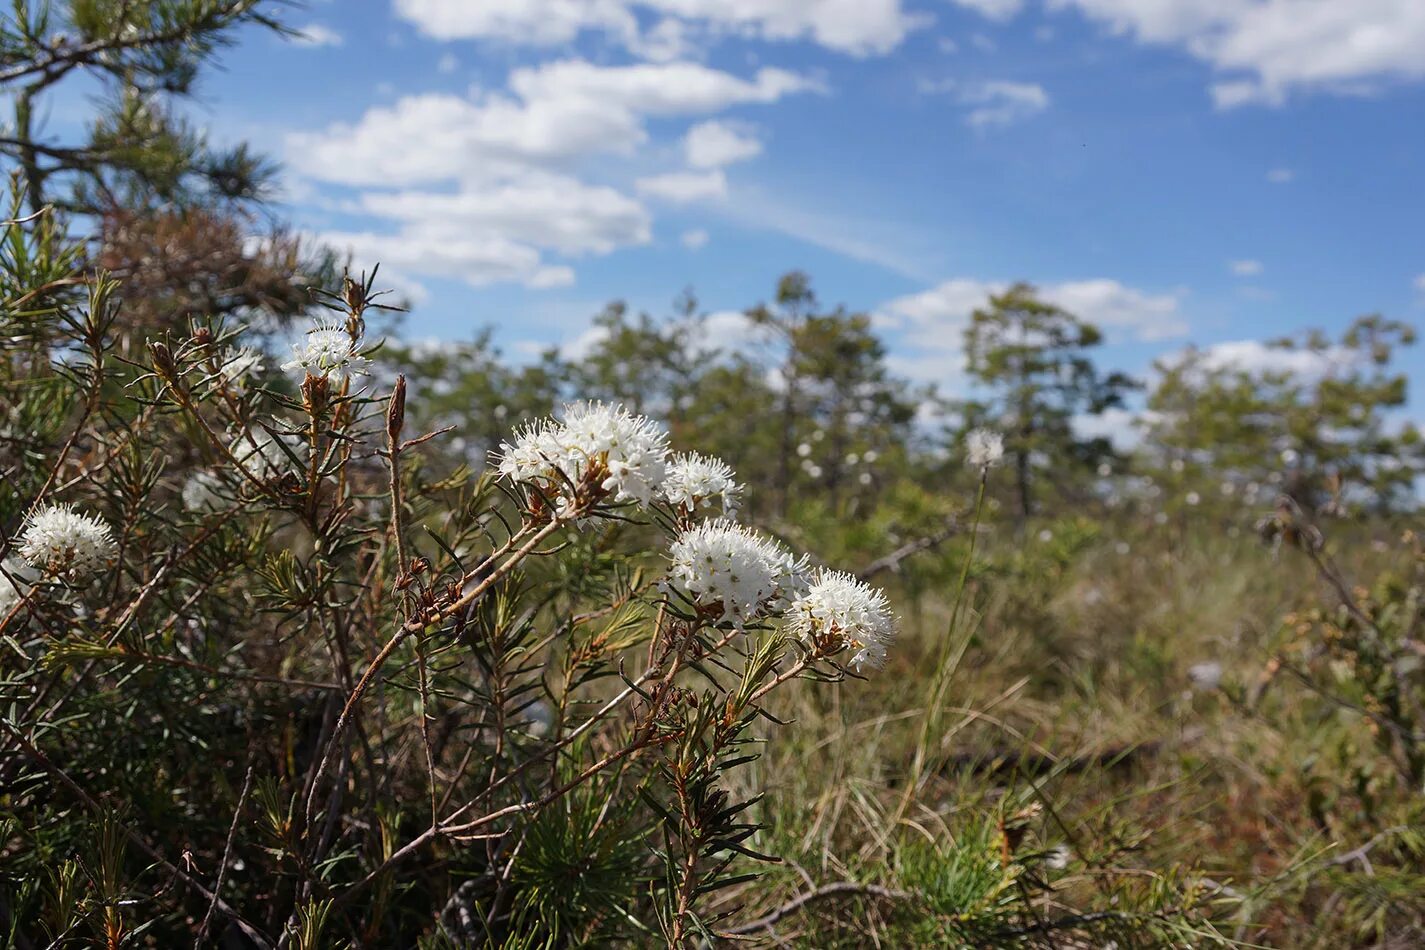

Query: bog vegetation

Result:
[2,3,1424,948]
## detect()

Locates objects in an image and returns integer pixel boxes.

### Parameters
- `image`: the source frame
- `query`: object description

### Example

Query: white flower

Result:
[231,430,303,483]
[966,428,1004,470]
[0,559,35,615]
[1188,661,1223,690]
[667,520,808,626]
[16,504,116,580]
[281,319,370,380]
[661,453,741,515]
[786,569,896,671]
[182,470,228,511]
[496,401,669,507]
[218,346,266,388]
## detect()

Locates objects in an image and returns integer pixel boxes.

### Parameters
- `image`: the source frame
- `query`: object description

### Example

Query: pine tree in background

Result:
[962,282,1138,523]
[0,0,334,345]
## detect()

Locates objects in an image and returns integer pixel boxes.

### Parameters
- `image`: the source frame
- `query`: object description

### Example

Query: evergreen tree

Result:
[962,282,1137,521]
[1144,314,1423,514]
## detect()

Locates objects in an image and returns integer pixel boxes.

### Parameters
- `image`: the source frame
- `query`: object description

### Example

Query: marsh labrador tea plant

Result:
[0,203,919,947]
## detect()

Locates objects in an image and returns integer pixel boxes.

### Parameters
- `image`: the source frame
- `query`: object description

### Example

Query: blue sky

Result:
[157,2,1425,387]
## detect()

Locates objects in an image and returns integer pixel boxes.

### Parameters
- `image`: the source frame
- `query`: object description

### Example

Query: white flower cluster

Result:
[497,401,670,507]
[667,520,808,626]
[218,346,266,388]
[661,452,741,514]
[786,569,897,671]
[231,430,303,483]
[16,504,116,580]
[0,559,35,615]
[492,401,901,670]
[183,470,228,511]
[967,428,1005,470]
[282,319,370,380]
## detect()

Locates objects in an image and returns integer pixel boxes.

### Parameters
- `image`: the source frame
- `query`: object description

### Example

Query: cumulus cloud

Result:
[1229,259,1263,277]
[292,23,342,47]
[1050,0,1425,107]
[286,59,814,288]
[1266,167,1295,184]
[1172,339,1351,380]
[684,120,763,168]
[288,60,817,187]
[947,0,1025,21]
[320,228,573,289]
[920,79,1050,127]
[636,169,728,203]
[392,0,923,57]
[681,228,710,249]
[878,277,1188,382]
[358,173,651,256]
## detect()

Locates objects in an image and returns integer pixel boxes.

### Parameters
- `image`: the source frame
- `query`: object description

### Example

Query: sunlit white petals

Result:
[661,452,740,514]
[967,428,1005,470]
[787,569,896,671]
[218,346,266,388]
[496,401,669,507]
[667,520,808,626]
[182,470,228,511]
[16,504,116,580]
[0,559,35,614]
[281,320,370,380]
[231,430,303,483]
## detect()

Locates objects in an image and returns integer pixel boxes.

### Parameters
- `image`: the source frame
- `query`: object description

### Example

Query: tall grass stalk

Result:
[896,471,989,822]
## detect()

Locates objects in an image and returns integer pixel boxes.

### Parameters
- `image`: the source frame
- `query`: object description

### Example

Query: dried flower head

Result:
[496,401,669,507]
[282,319,370,380]
[16,504,117,580]
[661,452,741,515]
[667,520,808,626]
[787,569,897,671]
[967,428,1005,470]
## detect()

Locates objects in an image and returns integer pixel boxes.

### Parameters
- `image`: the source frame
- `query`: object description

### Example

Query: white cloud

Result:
[392,0,923,57]
[1051,0,1425,106]
[1048,279,1188,340]
[286,59,815,289]
[1190,339,1345,378]
[359,173,651,255]
[1413,273,1425,296]
[287,60,818,187]
[684,120,763,168]
[1229,259,1263,277]
[636,169,728,203]
[292,23,342,47]
[527,266,577,288]
[681,228,710,249]
[922,79,1050,127]
[878,277,1188,382]
[1266,167,1295,184]
[321,229,557,289]
[1073,406,1151,451]
[436,53,459,74]
[947,0,1025,21]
